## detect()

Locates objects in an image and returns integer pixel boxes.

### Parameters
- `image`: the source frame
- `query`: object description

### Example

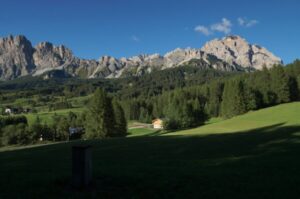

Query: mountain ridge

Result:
[0,34,282,80]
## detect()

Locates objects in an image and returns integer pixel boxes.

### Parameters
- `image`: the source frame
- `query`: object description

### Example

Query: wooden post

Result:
[72,145,92,188]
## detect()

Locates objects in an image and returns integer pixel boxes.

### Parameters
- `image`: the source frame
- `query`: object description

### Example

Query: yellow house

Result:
[152,118,163,129]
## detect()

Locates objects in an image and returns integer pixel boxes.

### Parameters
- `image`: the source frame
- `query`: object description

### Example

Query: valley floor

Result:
[1,102,300,198]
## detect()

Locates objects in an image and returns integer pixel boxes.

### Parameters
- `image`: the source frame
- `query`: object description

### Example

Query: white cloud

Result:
[194,25,212,36]
[238,17,245,26]
[195,18,232,36]
[246,20,258,27]
[131,35,140,42]
[211,18,232,34]
[238,17,258,27]
[194,17,258,36]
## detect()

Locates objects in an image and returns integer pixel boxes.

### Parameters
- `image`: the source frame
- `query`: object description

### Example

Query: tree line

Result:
[120,61,300,128]
[0,66,233,105]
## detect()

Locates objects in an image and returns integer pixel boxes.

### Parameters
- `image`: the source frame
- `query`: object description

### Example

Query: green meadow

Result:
[25,107,85,125]
[1,102,300,198]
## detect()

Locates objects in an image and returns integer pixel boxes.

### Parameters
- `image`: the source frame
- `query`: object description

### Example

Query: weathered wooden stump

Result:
[72,145,92,188]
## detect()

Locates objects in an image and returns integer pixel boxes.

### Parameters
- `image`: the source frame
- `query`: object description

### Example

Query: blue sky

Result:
[0,0,299,63]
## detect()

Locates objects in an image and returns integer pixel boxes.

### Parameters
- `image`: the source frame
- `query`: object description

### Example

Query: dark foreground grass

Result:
[1,123,300,198]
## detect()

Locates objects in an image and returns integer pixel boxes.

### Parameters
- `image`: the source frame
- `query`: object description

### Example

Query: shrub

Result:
[1,124,34,145]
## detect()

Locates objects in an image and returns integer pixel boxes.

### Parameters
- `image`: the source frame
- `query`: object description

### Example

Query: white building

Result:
[152,118,164,129]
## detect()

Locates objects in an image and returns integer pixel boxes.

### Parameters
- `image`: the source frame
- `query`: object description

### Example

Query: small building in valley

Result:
[4,107,20,115]
[5,108,12,115]
[69,127,85,139]
[152,118,164,129]
[4,107,32,115]
[69,127,84,135]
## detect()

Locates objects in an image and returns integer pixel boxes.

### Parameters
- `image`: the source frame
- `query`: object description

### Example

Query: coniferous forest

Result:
[0,60,300,145]
[120,61,300,128]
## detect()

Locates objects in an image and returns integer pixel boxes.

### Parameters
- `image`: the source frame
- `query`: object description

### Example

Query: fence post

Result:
[72,145,92,188]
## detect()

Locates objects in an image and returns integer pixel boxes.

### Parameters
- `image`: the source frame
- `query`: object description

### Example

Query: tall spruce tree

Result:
[112,99,127,137]
[289,77,299,101]
[84,88,116,139]
[270,65,291,103]
[254,67,275,106]
[244,86,259,111]
[192,98,207,126]
[180,102,194,128]
[297,75,300,99]
[221,78,246,118]
[206,81,224,117]
[163,99,181,130]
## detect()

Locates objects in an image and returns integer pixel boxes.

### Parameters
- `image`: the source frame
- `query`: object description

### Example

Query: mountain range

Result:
[0,35,282,81]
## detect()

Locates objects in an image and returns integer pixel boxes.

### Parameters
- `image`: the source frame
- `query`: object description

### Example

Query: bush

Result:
[1,124,34,145]
[0,115,28,128]
[163,118,179,130]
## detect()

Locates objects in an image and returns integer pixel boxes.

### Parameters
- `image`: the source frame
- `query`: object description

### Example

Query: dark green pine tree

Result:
[297,75,300,100]
[255,66,275,106]
[206,81,224,117]
[221,78,246,118]
[270,65,291,103]
[180,102,194,128]
[84,88,116,139]
[244,86,259,111]
[130,100,140,120]
[288,76,299,101]
[192,98,207,126]
[163,94,181,129]
[152,102,160,118]
[105,96,117,137]
[138,107,147,123]
[112,99,127,137]
[163,104,179,130]
[221,81,233,118]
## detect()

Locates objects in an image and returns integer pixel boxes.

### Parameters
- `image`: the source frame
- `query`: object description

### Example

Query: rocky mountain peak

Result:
[0,34,32,49]
[33,41,74,75]
[35,42,72,57]
[223,35,244,41]
[201,35,282,69]
[0,34,284,80]
[0,35,35,79]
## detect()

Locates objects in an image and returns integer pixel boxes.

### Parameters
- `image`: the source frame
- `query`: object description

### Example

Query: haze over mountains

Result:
[0,35,282,80]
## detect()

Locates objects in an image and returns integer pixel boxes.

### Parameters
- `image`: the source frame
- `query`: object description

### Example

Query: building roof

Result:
[152,118,163,123]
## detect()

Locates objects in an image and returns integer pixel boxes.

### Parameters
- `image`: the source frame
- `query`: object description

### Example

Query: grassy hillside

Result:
[166,102,300,136]
[1,94,90,125]
[1,102,300,198]
[25,107,85,125]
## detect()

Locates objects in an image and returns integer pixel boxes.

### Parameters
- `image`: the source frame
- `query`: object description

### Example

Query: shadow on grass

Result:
[142,127,194,136]
[1,123,300,198]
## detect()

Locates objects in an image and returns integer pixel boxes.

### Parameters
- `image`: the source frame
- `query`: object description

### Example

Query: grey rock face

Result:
[0,35,283,80]
[33,42,74,75]
[0,35,35,80]
[201,35,282,70]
